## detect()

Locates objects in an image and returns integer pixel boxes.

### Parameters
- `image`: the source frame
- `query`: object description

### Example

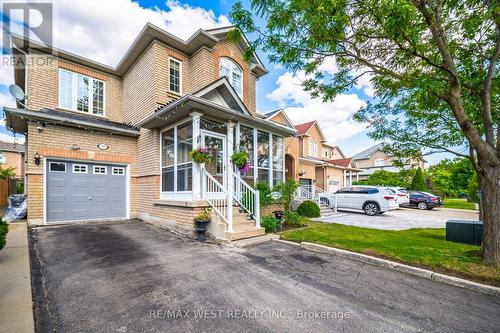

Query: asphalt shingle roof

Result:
[0,140,24,153]
[294,121,316,135]
[352,142,388,160]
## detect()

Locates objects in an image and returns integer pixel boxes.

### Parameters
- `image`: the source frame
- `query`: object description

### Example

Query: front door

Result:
[202,131,227,188]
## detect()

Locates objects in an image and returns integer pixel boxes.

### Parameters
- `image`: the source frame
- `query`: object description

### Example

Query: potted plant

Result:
[194,208,212,241]
[231,151,249,173]
[189,147,212,164]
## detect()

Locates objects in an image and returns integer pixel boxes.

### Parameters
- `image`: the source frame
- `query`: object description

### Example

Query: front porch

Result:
[139,78,295,240]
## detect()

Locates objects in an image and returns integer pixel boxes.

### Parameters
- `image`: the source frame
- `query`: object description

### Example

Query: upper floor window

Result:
[0,152,5,164]
[169,58,181,94]
[374,158,385,167]
[59,69,105,116]
[309,140,318,158]
[322,148,329,158]
[219,57,242,97]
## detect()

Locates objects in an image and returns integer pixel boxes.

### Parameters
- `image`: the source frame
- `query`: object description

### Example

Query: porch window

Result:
[272,136,284,185]
[257,130,270,183]
[161,120,193,193]
[219,57,243,97]
[58,69,105,115]
[239,125,254,181]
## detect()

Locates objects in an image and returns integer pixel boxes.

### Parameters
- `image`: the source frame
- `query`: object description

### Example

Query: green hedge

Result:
[297,200,320,218]
[261,215,278,233]
[0,219,8,250]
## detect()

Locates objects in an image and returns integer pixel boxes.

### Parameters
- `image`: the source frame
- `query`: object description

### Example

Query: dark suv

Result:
[406,191,443,210]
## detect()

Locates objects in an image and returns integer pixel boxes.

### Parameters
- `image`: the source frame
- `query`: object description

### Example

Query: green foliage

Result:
[189,147,212,164]
[255,181,274,205]
[467,174,479,203]
[16,181,24,194]
[284,210,304,227]
[261,215,278,233]
[193,208,212,222]
[0,219,8,250]
[0,166,16,180]
[428,158,475,197]
[274,178,299,210]
[297,200,320,218]
[362,169,415,188]
[231,151,249,169]
[410,168,427,191]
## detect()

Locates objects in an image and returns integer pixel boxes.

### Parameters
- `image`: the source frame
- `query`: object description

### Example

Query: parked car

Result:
[385,187,410,206]
[405,191,443,210]
[332,186,399,216]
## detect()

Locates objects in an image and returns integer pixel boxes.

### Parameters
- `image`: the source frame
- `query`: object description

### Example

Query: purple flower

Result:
[240,162,250,174]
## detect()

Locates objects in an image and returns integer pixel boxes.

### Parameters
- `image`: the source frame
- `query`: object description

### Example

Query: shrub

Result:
[261,215,278,233]
[297,200,320,218]
[256,181,274,205]
[16,181,24,194]
[284,210,304,227]
[0,219,8,250]
[274,178,299,210]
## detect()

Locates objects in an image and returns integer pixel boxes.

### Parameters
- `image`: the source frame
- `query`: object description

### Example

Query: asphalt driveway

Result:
[30,221,499,332]
[314,207,479,230]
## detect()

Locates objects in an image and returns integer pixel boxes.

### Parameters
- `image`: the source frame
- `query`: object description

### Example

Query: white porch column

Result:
[356,172,359,182]
[343,170,347,187]
[349,171,353,186]
[190,112,202,200]
[226,122,235,232]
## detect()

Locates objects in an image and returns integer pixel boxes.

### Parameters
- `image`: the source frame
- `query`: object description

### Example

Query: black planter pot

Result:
[272,210,285,231]
[195,219,210,241]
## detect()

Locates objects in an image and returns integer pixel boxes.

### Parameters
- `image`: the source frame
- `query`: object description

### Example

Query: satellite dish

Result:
[9,84,26,101]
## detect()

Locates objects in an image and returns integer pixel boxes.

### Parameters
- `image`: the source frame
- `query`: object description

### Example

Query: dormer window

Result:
[219,57,242,97]
[58,69,105,116]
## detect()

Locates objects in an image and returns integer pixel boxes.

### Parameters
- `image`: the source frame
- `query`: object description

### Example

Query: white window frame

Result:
[168,57,182,95]
[93,165,107,175]
[309,140,318,157]
[0,152,5,164]
[219,57,243,98]
[49,162,66,173]
[58,68,106,116]
[112,167,125,175]
[72,164,88,174]
[374,158,385,167]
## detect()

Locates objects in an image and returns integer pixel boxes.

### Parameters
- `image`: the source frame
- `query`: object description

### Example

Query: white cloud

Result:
[0,90,15,107]
[0,132,25,144]
[267,70,367,144]
[354,70,375,97]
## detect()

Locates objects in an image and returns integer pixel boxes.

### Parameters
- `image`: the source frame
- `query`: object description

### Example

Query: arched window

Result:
[219,57,243,97]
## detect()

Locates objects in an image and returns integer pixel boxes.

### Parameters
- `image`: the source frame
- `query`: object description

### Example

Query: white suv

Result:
[385,187,410,205]
[333,186,399,215]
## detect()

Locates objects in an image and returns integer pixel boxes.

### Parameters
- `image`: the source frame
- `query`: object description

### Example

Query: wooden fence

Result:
[0,179,17,206]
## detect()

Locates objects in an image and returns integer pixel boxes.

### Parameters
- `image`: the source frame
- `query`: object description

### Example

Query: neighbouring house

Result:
[353,142,425,181]
[266,113,361,193]
[0,140,25,180]
[3,23,296,240]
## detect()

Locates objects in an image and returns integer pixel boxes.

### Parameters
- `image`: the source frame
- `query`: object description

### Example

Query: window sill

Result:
[56,107,107,119]
[154,199,209,208]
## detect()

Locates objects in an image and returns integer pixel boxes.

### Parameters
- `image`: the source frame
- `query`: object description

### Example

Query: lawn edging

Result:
[280,240,500,297]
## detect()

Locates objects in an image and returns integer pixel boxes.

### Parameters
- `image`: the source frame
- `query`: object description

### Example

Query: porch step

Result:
[224,227,266,241]
[232,234,279,248]
[320,207,336,217]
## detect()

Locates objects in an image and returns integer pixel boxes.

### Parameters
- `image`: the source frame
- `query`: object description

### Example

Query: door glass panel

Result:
[204,135,225,186]
[161,128,175,192]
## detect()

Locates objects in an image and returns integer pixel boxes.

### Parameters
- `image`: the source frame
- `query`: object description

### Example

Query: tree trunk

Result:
[478,164,500,266]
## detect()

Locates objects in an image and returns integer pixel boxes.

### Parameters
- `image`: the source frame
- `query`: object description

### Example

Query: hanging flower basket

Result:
[240,162,250,175]
[231,151,249,169]
[190,147,212,164]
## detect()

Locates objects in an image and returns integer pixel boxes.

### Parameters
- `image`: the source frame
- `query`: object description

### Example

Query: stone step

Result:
[232,234,279,248]
[224,227,265,241]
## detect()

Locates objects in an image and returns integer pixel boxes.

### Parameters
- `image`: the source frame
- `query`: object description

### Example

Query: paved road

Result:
[315,207,479,230]
[30,221,499,332]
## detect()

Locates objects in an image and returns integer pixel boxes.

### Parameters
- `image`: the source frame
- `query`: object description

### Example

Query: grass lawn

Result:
[443,198,477,210]
[281,222,500,286]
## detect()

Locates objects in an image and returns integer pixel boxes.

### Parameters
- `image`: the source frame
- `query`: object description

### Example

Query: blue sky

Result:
[0,0,450,164]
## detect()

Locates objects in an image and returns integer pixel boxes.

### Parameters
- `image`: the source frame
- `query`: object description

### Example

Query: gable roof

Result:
[10,23,267,78]
[265,109,295,128]
[0,140,24,153]
[294,120,326,141]
[329,158,353,168]
[192,76,250,115]
[352,142,389,160]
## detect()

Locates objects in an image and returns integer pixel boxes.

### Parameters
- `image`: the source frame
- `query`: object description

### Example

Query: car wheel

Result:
[364,202,379,216]
[417,202,428,210]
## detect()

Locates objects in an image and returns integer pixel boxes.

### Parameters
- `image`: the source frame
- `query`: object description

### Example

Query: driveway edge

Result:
[296,241,500,297]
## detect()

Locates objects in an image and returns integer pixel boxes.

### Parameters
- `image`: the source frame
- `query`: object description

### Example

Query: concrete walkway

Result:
[0,222,35,333]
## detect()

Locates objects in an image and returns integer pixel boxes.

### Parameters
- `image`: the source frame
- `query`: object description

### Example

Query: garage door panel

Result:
[46,160,127,223]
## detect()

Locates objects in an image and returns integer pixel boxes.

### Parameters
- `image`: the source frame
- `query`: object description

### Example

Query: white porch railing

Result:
[233,172,260,228]
[297,185,337,213]
[297,185,313,200]
[201,168,232,232]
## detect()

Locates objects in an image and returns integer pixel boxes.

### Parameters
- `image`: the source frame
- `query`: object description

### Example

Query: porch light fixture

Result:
[298,170,306,177]
[34,151,41,165]
[71,144,81,150]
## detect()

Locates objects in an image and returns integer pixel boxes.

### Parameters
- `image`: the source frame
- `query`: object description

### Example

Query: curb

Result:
[299,242,500,297]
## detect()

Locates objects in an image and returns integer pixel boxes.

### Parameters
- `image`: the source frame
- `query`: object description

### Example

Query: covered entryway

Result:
[46,160,127,223]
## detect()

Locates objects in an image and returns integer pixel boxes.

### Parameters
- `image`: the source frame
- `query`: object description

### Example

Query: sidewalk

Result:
[0,222,35,333]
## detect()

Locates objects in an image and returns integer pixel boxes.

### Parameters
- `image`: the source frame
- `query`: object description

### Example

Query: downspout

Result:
[14,46,29,194]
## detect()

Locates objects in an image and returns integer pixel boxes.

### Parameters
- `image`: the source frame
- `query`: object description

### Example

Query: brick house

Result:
[0,140,25,180]
[353,142,425,181]
[3,23,295,240]
[266,112,361,193]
